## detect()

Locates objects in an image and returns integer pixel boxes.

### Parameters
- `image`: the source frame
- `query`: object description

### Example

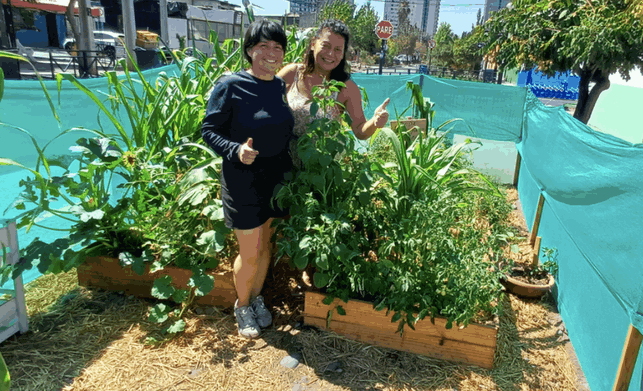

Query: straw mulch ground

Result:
[3,186,588,391]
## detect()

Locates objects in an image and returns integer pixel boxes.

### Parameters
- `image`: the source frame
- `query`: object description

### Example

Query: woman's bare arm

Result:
[341,80,389,140]
[277,63,300,91]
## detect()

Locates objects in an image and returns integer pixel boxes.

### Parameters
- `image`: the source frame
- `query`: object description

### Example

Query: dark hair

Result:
[304,19,351,82]
[243,19,288,64]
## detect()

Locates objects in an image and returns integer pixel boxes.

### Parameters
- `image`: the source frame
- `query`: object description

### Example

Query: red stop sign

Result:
[375,20,394,40]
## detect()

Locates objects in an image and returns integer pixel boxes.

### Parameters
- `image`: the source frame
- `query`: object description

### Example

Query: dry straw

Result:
[2,187,585,390]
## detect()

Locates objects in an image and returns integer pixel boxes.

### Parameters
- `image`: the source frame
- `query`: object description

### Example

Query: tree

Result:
[351,3,379,55]
[454,26,484,71]
[66,0,80,52]
[476,8,483,26]
[482,0,643,123]
[432,22,456,68]
[397,0,411,35]
[318,0,355,25]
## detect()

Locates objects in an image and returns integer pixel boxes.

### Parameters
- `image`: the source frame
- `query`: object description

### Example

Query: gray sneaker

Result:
[251,295,273,328]
[234,301,261,339]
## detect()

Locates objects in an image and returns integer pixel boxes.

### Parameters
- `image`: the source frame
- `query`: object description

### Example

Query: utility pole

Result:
[78,0,95,75]
[159,0,169,45]
[121,0,137,69]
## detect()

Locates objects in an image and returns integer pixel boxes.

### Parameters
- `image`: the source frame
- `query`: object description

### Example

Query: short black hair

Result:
[303,19,351,82]
[243,19,288,64]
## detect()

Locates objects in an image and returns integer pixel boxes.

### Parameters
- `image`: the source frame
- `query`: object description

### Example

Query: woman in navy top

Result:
[202,20,294,339]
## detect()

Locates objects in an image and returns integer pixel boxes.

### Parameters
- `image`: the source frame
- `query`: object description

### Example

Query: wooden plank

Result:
[390,118,428,142]
[530,236,542,268]
[304,292,498,369]
[305,316,495,369]
[0,323,20,344]
[529,193,546,247]
[612,324,643,391]
[0,299,17,328]
[77,256,236,307]
[305,292,497,347]
[513,152,522,187]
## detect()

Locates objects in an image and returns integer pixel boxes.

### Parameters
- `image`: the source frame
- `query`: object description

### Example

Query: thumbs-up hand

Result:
[372,98,390,128]
[238,137,258,165]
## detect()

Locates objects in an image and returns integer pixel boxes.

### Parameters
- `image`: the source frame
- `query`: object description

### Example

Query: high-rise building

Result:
[289,0,355,16]
[383,0,440,38]
[483,0,511,21]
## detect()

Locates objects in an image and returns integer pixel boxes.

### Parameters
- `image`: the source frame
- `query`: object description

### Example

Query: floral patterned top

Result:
[286,66,342,168]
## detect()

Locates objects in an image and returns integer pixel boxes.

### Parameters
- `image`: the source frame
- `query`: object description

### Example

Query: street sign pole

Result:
[428,48,432,75]
[379,38,387,75]
[375,20,393,75]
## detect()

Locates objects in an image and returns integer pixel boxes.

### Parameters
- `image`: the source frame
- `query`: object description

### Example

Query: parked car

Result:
[63,31,126,59]
[394,54,412,64]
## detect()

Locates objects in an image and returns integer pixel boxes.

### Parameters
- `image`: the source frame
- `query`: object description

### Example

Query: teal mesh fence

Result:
[1,69,642,390]
[0,64,181,290]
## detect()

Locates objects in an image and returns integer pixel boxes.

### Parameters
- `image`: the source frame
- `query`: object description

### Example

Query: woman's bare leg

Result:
[234,218,274,307]
[251,218,274,298]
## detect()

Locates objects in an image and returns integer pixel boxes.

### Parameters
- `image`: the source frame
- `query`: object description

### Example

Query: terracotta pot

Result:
[77,256,236,307]
[500,273,555,299]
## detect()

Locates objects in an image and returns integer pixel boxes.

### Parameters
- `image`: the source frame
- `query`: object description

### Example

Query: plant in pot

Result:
[501,245,558,299]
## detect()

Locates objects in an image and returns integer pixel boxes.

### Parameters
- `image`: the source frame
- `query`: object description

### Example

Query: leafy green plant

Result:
[0,35,246,334]
[275,79,508,333]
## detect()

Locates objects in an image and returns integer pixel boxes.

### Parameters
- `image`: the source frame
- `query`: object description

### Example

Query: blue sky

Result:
[234,0,483,37]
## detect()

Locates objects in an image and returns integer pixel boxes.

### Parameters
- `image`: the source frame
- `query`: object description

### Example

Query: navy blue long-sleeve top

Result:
[202,70,294,165]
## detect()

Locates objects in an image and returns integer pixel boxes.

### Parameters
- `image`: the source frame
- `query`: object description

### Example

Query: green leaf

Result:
[188,268,214,296]
[310,101,319,117]
[319,155,332,167]
[165,319,186,334]
[336,305,346,316]
[196,230,226,254]
[313,272,330,288]
[298,237,312,252]
[0,351,10,391]
[391,312,402,323]
[152,275,175,300]
[149,303,170,323]
[511,244,520,253]
[317,253,329,270]
[322,295,334,305]
[293,253,308,269]
[172,289,190,303]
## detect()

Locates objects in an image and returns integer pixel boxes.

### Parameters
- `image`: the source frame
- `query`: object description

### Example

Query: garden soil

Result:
[3,187,589,391]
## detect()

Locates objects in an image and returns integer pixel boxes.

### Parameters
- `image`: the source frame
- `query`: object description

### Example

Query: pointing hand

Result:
[373,98,390,128]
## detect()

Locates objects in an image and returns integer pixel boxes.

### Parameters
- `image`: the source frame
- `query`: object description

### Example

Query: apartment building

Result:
[383,0,440,38]
[289,0,355,17]
[482,0,511,21]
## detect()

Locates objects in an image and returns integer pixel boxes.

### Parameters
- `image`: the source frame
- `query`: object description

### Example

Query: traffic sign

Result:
[428,39,436,49]
[375,20,394,40]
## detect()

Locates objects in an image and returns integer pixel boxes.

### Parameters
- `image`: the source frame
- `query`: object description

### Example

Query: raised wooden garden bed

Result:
[304,291,498,369]
[77,256,236,307]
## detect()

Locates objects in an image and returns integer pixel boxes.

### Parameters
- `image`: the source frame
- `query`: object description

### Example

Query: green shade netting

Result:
[518,93,643,390]
[353,74,526,142]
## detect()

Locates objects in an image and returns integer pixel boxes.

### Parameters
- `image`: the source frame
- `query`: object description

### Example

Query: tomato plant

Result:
[275,80,512,332]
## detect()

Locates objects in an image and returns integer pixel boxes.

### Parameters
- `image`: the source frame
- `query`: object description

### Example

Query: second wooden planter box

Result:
[77,256,237,307]
[304,291,498,369]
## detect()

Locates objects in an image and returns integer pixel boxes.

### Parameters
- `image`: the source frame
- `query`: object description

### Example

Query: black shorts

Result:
[220,157,291,230]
